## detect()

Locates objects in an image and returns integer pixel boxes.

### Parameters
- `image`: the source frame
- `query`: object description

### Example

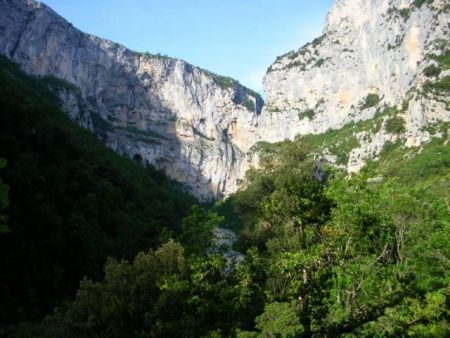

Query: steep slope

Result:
[1,0,449,199]
[0,55,197,325]
[0,0,263,200]
[260,0,450,171]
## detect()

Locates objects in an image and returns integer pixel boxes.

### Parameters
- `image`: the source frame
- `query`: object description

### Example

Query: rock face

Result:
[261,0,450,170]
[1,0,449,198]
[0,0,263,200]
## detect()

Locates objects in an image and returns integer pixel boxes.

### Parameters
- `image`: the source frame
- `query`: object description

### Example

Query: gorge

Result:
[1,0,449,199]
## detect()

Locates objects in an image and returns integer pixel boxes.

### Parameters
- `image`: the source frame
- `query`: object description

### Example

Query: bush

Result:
[385,115,406,134]
[362,93,381,109]
[299,109,315,120]
[399,8,410,20]
[312,34,326,47]
[412,0,433,8]
[315,58,325,67]
[423,65,441,77]
[431,50,450,70]
[243,98,255,112]
[431,76,450,91]
[381,140,400,154]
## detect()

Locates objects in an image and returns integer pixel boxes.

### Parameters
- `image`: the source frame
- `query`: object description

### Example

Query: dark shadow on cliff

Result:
[0,55,199,328]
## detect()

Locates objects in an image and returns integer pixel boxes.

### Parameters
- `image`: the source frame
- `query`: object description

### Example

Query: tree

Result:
[0,158,9,233]
[234,140,331,252]
[255,302,304,338]
[22,241,187,338]
[180,205,223,255]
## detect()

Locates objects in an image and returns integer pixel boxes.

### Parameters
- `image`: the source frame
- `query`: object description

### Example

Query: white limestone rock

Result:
[261,0,450,168]
[0,0,263,200]
[1,0,449,199]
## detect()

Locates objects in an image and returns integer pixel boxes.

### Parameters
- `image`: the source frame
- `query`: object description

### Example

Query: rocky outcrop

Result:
[1,0,449,198]
[0,0,263,200]
[261,0,450,170]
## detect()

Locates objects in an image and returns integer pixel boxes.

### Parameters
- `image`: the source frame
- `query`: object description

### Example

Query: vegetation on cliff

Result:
[1,58,449,337]
[0,56,197,328]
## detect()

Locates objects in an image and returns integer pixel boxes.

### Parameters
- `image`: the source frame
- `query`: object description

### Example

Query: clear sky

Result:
[40,0,334,94]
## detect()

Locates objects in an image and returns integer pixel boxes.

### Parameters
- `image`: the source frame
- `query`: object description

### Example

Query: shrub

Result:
[385,116,406,134]
[315,58,325,67]
[362,93,381,109]
[312,34,326,47]
[399,8,410,20]
[423,65,441,77]
[381,140,400,154]
[431,76,450,91]
[402,99,410,112]
[269,107,281,113]
[431,50,450,70]
[298,109,315,120]
[215,76,238,90]
[412,0,433,8]
[243,98,255,112]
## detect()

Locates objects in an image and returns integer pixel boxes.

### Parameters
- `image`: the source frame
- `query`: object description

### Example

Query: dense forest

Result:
[0,56,198,331]
[0,57,449,337]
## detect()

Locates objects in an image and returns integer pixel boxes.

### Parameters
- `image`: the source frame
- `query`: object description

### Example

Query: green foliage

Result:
[302,125,361,165]
[399,8,410,20]
[385,115,406,134]
[215,75,239,90]
[19,241,253,338]
[179,205,223,255]
[361,93,381,109]
[430,76,450,92]
[0,56,196,327]
[299,109,315,120]
[197,69,263,105]
[254,302,303,337]
[380,140,400,155]
[315,58,325,67]
[286,60,304,70]
[234,140,332,251]
[13,117,450,337]
[402,98,410,112]
[312,34,326,47]
[232,125,449,336]
[243,98,256,112]
[430,50,450,71]
[210,197,245,233]
[268,106,281,112]
[387,7,411,21]
[356,288,450,336]
[0,158,9,234]
[412,0,434,8]
[18,241,187,338]
[90,111,113,136]
[3,42,450,338]
[423,64,442,77]
[132,51,171,60]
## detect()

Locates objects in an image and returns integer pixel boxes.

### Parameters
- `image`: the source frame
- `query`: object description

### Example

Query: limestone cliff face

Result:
[1,0,449,198]
[0,0,263,199]
[261,0,450,171]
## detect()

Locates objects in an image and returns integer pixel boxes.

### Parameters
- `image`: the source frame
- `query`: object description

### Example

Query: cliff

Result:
[261,0,449,171]
[0,0,263,200]
[1,0,449,198]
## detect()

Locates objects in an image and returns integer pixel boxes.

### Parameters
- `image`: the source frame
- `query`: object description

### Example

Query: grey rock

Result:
[0,0,263,200]
[261,0,450,170]
[1,0,449,198]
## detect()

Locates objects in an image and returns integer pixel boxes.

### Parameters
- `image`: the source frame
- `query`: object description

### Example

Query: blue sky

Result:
[41,0,334,94]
